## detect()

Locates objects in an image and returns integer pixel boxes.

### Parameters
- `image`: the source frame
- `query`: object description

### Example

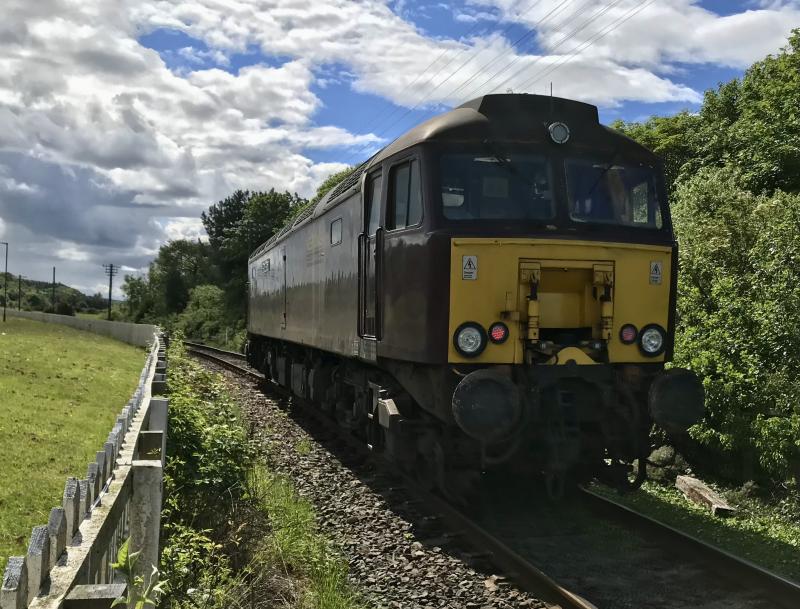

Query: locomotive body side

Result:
[248,191,361,357]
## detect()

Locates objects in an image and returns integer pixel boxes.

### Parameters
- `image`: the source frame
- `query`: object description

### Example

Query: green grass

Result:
[295,438,312,456]
[251,468,365,609]
[0,318,144,572]
[590,480,800,581]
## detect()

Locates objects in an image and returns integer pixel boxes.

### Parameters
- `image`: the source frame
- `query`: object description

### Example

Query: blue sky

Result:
[1,0,798,294]
[136,0,772,167]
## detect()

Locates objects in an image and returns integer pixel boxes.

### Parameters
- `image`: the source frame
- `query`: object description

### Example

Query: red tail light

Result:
[489,322,509,344]
[620,324,638,344]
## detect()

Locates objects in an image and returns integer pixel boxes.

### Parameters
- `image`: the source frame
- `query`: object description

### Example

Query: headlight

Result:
[639,324,666,357]
[453,322,487,357]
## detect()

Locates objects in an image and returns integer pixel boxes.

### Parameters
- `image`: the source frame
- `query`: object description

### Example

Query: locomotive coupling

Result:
[451,368,522,444]
[648,368,705,434]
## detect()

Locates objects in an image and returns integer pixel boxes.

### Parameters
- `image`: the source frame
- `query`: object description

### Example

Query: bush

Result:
[673,168,800,483]
[175,285,245,351]
[55,302,76,316]
[159,338,362,609]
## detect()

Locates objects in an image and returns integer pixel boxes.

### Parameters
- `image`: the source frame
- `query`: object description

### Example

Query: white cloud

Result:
[129,0,714,109]
[481,1,800,70]
[56,245,91,262]
[159,217,208,242]
[0,0,798,295]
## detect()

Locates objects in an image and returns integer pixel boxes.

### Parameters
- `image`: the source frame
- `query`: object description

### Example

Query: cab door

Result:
[359,171,383,339]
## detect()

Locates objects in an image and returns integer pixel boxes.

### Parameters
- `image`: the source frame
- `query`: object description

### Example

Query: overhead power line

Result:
[450,0,598,103]
[346,0,553,163]
[363,0,573,147]
[349,14,489,143]
[515,0,658,93]
[466,0,627,102]
[433,0,574,105]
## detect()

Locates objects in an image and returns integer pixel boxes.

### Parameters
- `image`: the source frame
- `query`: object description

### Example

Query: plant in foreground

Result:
[111,538,164,609]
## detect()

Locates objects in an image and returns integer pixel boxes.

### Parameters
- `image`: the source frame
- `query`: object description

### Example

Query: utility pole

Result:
[18,274,23,310]
[103,263,118,321]
[1,242,7,322]
[51,266,56,312]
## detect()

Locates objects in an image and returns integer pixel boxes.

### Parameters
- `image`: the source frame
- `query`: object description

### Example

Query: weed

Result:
[159,337,364,609]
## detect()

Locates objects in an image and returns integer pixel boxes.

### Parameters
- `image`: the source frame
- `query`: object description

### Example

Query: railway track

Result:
[184,341,800,609]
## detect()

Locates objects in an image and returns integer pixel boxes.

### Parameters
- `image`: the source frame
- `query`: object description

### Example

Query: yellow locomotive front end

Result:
[446,236,704,491]
[448,238,672,366]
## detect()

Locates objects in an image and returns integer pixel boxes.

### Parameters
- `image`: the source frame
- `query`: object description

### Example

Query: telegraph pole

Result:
[51,266,56,312]
[1,242,8,322]
[103,264,118,321]
[18,274,23,310]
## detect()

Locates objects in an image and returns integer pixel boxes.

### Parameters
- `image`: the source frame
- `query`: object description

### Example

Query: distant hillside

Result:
[0,273,109,315]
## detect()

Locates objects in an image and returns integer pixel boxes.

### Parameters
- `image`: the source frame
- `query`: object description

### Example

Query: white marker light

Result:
[640,326,665,355]
[548,122,570,144]
[454,323,487,357]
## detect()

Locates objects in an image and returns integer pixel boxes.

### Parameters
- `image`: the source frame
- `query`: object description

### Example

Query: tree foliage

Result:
[311,166,356,204]
[672,170,800,480]
[618,29,800,483]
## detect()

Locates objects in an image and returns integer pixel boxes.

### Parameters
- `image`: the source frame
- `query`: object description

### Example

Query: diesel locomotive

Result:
[246,94,704,497]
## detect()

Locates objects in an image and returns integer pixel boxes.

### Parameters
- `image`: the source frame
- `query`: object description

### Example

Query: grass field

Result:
[0,318,144,573]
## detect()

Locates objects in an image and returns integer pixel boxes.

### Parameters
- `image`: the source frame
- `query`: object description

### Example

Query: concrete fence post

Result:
[95,451,108,486]
[63,478,81,539]
[0,557,27,609]
[47,507,67,567]
[104,441,115,475]
[129,461,163,586]
[26,526,49,604]
[109,427,122,457]
[78,480,90,518]
[86,463,100,504]
[148,398,169,466]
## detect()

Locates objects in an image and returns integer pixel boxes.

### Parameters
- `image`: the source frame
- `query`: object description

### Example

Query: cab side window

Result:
[366,174,382,236]
[387,160,422,230]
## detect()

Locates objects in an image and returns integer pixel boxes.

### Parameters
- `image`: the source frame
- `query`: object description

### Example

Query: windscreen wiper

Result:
[586,149,622,197]
[481,139,537,188]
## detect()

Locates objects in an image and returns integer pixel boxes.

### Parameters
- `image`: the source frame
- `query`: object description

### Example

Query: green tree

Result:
[201,190,250,252]
[616,29,800,196]
[673,168,800,481]
[612,112,702,193]
[202,189,302,319]
[311,166,356,203]
[175,284,228,342]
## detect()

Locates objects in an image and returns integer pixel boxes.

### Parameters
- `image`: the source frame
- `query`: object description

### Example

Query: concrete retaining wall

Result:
[7,310,156,348]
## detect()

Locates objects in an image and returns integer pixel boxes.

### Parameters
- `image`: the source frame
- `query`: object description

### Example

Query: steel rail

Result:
[185,340,800,609]
[579,488,800,609]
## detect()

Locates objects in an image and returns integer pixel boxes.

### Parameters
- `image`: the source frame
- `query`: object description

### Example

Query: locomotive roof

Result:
[249,94,654,261]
